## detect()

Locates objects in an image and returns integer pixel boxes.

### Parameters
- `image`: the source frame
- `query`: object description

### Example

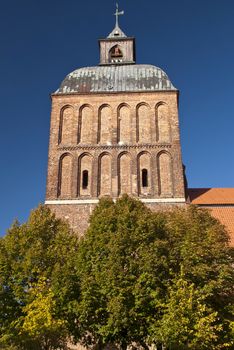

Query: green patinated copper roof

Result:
[55,64,177,94]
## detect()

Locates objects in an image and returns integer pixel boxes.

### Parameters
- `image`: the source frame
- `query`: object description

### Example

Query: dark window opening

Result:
[82,170,89,189]
[111,46,123,57]
[109,45,123,63]
[142,169,148,187]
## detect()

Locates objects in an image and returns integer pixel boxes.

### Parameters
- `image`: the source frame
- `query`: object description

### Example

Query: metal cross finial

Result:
[114,3,124,27]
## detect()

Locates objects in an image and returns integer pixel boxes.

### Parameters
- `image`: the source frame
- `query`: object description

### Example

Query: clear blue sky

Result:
[1,0,234,235]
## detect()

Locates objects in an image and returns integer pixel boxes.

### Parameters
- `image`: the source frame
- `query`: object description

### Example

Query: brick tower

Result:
[45,7,186,233]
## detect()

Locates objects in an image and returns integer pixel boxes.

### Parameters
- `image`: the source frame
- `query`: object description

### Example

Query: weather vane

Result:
[114,3,124,27]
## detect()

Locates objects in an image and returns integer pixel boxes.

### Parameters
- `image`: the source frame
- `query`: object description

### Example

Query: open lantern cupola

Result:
[99,4,135,65]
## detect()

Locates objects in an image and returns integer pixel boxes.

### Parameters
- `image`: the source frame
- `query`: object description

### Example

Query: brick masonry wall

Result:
[46,90,186,232]
[47,201,186,236]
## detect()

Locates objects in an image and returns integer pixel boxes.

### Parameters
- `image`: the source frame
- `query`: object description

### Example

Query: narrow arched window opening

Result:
[82,170,89,189]
[109,45,123,63]
[142,169,148,187]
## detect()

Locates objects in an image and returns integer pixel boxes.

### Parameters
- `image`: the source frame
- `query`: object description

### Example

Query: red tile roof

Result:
[188,188,234,246]
[188,188,234,205]
[208,207,234,240]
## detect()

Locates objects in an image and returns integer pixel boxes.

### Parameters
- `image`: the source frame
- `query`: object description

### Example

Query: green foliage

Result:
[0,205,79,349]
[150,272,222,349]
[0,197,233,350]
[15,278,68,349]
[73,195,234,349]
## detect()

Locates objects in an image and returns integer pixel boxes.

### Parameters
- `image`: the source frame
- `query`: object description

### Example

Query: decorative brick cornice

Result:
[58,143,172,151]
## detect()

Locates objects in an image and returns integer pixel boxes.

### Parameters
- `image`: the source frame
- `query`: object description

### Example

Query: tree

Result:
[0,205,79,349]
[15,278,68,350]
[0,198,233,349]
[150,272,222,349]
[72,195,234,349]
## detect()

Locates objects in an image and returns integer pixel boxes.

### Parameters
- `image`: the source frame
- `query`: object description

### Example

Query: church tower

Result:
[45,6,186,233]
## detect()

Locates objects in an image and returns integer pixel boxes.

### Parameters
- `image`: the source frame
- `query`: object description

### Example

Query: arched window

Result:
[109,45,123,63]
[138,153,151,195]
[78,154,92,197]
[82,170,89,189]
[142,169,148,187]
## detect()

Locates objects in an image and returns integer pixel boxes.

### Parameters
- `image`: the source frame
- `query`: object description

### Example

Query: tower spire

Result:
[114,3,124,28]
[107,3,126,38]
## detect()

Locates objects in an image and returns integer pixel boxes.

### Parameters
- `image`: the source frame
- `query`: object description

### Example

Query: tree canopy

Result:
[0,205,79,349]
[74,195,234,349]
[0,197,233,349]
